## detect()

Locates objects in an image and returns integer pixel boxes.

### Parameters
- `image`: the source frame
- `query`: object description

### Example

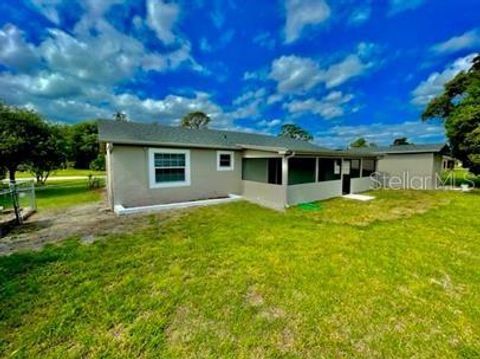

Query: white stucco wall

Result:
[287,180,342,205]
[351,177,375,193]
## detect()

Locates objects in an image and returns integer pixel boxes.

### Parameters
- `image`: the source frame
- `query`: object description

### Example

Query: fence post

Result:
[9,180,22,224]
[30,181,37,211]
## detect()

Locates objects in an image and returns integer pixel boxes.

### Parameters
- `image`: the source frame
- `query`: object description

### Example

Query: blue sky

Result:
[0,0,479,148]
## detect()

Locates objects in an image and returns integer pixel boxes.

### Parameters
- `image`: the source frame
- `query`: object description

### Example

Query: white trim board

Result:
[216,151,234,171]
[114,194,242,215]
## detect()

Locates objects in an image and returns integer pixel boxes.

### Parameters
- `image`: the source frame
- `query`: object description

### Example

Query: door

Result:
[342,160,351,194]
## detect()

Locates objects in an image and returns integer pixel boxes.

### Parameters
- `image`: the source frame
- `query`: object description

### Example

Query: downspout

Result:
[106,143,114,209]
[282,150,295,208]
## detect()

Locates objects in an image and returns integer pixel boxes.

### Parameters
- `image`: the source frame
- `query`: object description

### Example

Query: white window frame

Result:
[217,151,234,171]
[148,148,191,188]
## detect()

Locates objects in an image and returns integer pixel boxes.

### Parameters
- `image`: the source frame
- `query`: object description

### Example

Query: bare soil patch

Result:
[0,202,144,255]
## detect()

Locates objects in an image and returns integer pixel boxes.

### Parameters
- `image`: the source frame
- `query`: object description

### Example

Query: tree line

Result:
[0,103,102,184]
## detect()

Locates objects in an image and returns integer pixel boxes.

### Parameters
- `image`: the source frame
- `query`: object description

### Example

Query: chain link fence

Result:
[0,180,36,235]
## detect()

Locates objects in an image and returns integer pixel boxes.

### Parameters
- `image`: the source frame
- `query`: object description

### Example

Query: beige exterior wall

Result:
[377,153,438,189]
[110,145,242,207]
[287,180,342,205]
[242,180,286,210]
[351,177,375,193]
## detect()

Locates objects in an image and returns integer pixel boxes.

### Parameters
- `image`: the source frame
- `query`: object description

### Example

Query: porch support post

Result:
[282,156,289,207]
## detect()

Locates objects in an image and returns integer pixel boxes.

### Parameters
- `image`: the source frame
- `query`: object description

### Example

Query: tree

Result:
[279,123,313,141]
[113,111,128,122]
[0,103,52,223]
[0,103,49,182]
[180,111,211,129]
[393,137,411,146]
[28,124,68,185]
[70,121,100,169]
[422,54,480,175]
[350,137,368,148]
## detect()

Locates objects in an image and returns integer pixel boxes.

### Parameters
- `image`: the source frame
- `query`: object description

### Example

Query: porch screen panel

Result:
[362,159,376,177]
[351,159,361,178]
[288,158,316,185]
[318,158,341,181]
[242,158,268,183]
[267,158,282,185]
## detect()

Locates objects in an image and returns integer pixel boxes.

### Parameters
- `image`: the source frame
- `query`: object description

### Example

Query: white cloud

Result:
[315,120,445,148]
[411,53,476,106]
[199,37,212,52]
[233,88,267,106]
[253,32,276,50]
[389,0,425,15]
[146,0,180,45]
[431,29,480,55]
[269,55,322,93]
[30,0,64,24]
[227,88,268,120]
[258,119,282,128]
[284,0,331,43]
[0,3,206,124]
[349,6,371,25]
[323,53,372,88]
[112,92,224,124]
[269,43,375,94]
[285,91,354,119]
[0,24,40,71]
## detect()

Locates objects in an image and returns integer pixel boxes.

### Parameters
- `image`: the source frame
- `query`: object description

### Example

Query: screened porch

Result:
[241,156,377,208]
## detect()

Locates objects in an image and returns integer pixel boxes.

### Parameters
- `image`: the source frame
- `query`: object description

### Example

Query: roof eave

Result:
[99,138,239,150]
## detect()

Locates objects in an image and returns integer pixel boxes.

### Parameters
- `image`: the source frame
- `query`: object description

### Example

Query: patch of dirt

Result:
[245,287,265,307]
[0,202,146,256]
[259,307,286,321]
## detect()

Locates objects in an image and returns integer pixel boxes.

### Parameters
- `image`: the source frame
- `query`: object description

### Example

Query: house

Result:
[348,144,452,189]
[98,120,379,212]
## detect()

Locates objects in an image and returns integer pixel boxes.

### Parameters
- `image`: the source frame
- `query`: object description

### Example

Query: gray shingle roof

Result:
[98,119,368,156]
[346,143,449,155]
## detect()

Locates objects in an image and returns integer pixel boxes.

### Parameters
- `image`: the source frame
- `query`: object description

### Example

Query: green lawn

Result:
[35,179,105,210]
[1,190,480,357]
[1,178,104,213]
[15,168,105,179]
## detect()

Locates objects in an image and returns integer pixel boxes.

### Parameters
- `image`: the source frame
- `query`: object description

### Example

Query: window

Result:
[318,158,341,181]
[217,151,234,171]
[351,159,361,178]
[149,148,190,188]
[362,159,376,177]
[288,158,316,185]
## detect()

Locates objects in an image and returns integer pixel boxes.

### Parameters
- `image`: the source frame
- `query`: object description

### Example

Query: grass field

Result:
[35,178,105,210]
[1,178,105,213]
[15,168,105,179]
[1,190,480,357]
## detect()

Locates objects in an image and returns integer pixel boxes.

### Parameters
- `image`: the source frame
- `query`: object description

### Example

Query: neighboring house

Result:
[349,144,451,189]
[98,120,378,211]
